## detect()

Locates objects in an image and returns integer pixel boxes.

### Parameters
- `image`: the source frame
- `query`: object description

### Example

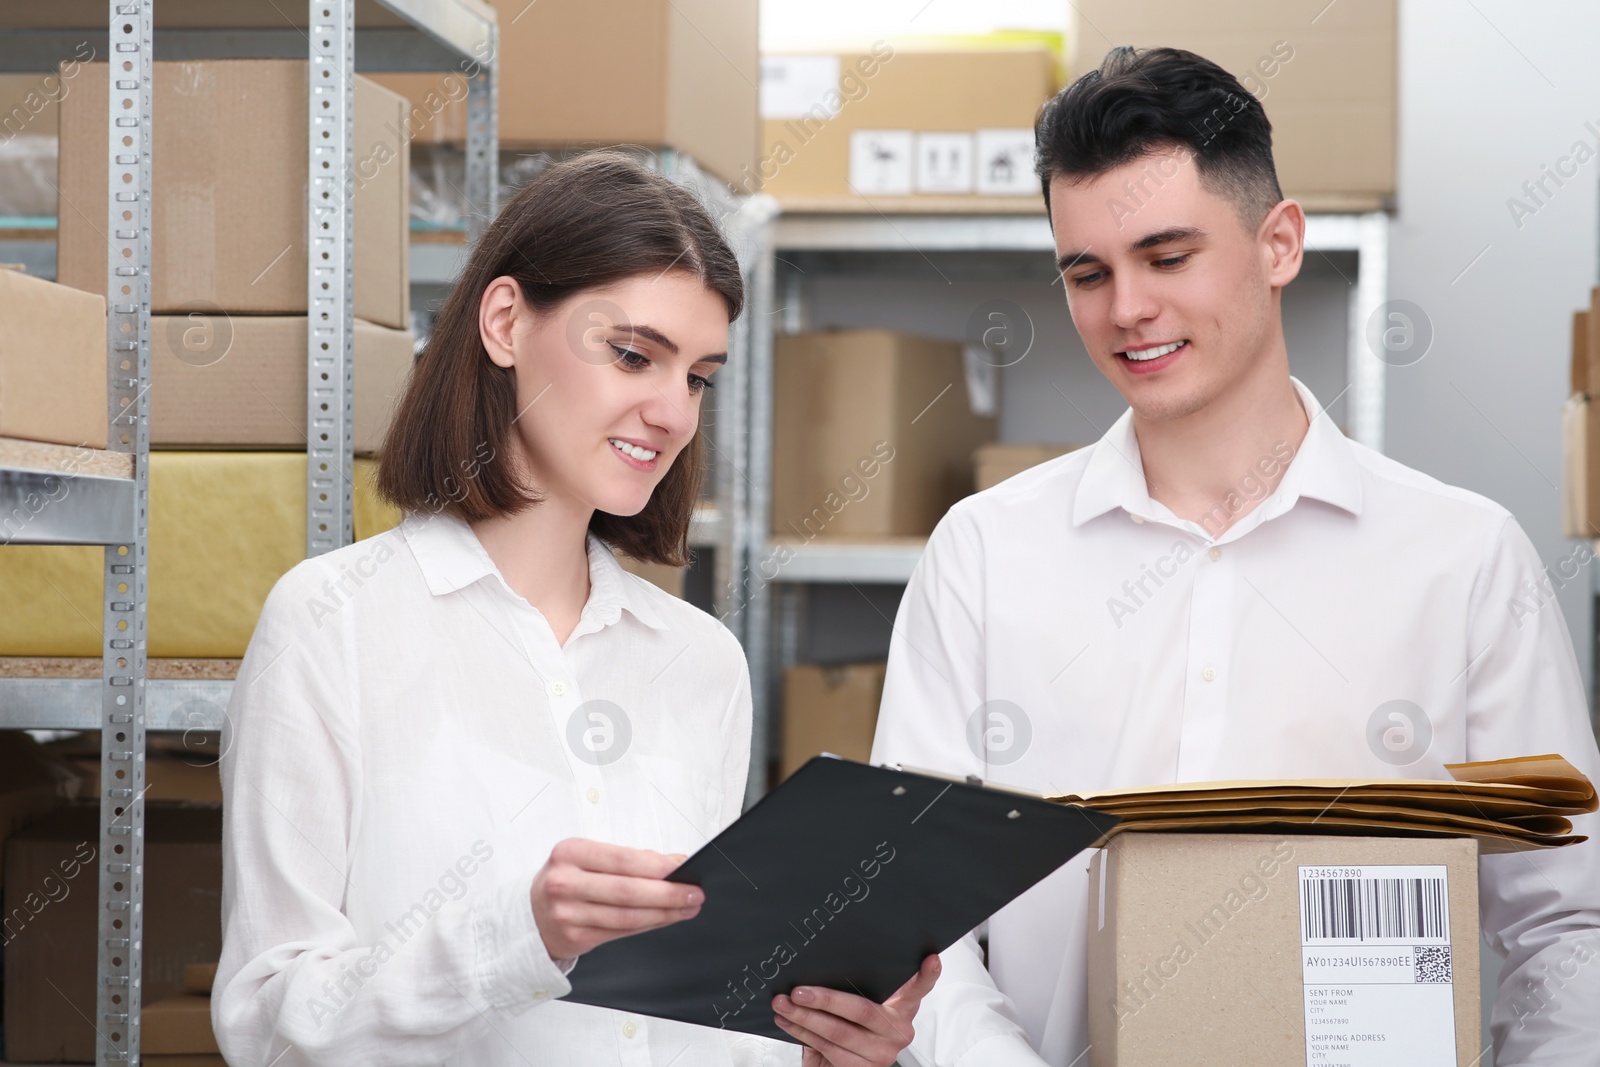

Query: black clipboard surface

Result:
[564,755,1118,1043]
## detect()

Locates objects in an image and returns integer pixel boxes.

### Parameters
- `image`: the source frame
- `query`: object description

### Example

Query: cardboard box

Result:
[58,60,409,328]
[1087,833,1480,1067]
[616,552,687,599]
[780,662,886,780]
[0,268,106,448]
[773,330,996,539]
[1572,309,1589,396]
[4,802,223,1063]
[1069,1,1397,208]
[0,733,84,887]
[183,961,217,995]
[150,316,413,453]
[758,48,1056,204]
[371,0,757,186]
[975,442,1078,491]
[0,453,401,657]
[142,994,218,1055]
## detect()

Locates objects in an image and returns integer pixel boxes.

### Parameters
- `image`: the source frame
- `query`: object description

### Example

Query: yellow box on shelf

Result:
[0,453,399,657]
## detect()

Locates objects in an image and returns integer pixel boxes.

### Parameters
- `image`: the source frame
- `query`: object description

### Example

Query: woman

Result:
[212,152,937,1067]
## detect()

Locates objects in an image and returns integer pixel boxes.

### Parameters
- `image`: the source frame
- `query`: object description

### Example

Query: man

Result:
[871,46,1600,1066]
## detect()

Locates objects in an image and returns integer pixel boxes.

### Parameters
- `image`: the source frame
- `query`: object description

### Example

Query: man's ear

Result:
[1258,198,1305,289]
[480,276,522,369]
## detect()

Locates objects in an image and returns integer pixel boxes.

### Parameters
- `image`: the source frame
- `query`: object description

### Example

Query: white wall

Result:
[1388,0,1599,695]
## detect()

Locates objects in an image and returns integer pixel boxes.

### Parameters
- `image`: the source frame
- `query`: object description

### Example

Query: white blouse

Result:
[213,510,798,1067]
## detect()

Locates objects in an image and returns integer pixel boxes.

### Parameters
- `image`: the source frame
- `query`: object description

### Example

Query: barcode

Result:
[1301,876,1448,942]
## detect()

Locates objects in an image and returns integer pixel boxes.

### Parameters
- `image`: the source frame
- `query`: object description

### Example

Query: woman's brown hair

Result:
[376,151,744,567]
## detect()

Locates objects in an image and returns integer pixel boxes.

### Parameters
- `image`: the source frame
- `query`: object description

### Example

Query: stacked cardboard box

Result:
[371,0,759,187]
[781,662,886,781]
[0,58,417,659]
[773,330,996,541]
[1069,0,1397,211]
[1564,298,1598,537]
[974,443,1079,492]
[757,47,1056,206]
[4,803,223,1063]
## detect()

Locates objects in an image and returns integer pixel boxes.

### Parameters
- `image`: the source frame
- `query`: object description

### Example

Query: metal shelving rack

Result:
[0,2,498,1063]
[741,208,1391,797]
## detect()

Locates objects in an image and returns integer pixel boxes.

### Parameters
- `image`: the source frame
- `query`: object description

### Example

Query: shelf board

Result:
[1,437,135,546]
[764,536,926,584]
[0,0,496,73]
[0,677,230,731]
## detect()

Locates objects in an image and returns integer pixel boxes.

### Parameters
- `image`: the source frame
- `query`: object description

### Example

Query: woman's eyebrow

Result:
[621,323,727,364]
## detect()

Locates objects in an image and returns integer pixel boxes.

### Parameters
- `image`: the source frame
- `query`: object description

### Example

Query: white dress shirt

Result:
[213,510,799,1067]
[871,378,1600,1067]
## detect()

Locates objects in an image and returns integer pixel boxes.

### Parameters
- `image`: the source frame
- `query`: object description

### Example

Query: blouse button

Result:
[585,787,601,804]
[621,1020,638,1038]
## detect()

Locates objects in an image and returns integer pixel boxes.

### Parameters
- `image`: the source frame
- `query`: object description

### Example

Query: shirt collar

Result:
[401,511,669,631]
[1071,376,1364,528]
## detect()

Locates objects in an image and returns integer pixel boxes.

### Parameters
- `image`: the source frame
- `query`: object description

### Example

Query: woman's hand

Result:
[529,838,702,960]
[773,953,941,1067]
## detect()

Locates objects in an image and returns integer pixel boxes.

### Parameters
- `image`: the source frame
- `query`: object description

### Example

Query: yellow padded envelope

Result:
[0,453,399,657]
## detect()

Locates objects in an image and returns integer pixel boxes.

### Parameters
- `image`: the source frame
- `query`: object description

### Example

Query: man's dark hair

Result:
[1034,46,1283,227]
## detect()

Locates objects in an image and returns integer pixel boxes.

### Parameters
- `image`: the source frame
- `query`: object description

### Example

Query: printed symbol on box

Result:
[567,699,632,766]
[1365,698,1432,766]
[916,133,974,194]
[167,301,233,367]
[976,129,1037,196]
[965,699,1032,766]
[760,55,842,121]
[849,130,913,196]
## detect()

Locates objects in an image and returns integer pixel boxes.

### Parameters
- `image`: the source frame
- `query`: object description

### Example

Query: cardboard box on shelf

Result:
[780,662,886,781]
[370,0,757,187]
[615,552,687,599]
[1087,832,1480,1067]
[0,267,106,449]
[1571,309,1589,396]
[142,994,219,1055]
[0,453,401,657]
[1069,1,1397,209]
[58,60,409,328]
[757,47,1056,205]
[4,802,223,1063]
[974,442,1078,492]
[773,330,996,539]
[0,733,84,888]
[1563,394,1591,539]
[184,961,218,996]
[151,316,413,453]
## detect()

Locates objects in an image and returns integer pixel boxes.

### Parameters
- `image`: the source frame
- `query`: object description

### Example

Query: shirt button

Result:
[585,787,600,804]
[533,990,550,1001]
[621,1021,638,1038]
[1208,546,1222,561]
[550,680,567,697]
[1130,514,1145,524]
[1201,666,1217,682]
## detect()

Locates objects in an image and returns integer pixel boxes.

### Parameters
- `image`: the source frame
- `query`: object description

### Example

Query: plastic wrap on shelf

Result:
[0,133,58,220]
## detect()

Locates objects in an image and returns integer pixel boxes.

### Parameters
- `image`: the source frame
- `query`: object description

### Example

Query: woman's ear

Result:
[480,276,522,370]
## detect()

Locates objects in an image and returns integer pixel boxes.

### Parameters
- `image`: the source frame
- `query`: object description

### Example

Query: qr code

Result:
[1415,945,1453,984]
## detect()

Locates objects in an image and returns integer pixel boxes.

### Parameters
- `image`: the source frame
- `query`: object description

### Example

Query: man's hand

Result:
[529,838,701,960]
[773,953,941,1066]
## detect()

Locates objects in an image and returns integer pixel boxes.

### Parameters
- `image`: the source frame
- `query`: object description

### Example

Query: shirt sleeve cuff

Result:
[951,1032,1049,1067]
[472,876,575,1012]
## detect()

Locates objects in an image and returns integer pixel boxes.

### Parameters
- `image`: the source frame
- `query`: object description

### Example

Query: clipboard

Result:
[564,755,1118,1043]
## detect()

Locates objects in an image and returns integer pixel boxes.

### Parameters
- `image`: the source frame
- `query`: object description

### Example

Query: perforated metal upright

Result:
[307,0,357,556]
[98,4,153,1063]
